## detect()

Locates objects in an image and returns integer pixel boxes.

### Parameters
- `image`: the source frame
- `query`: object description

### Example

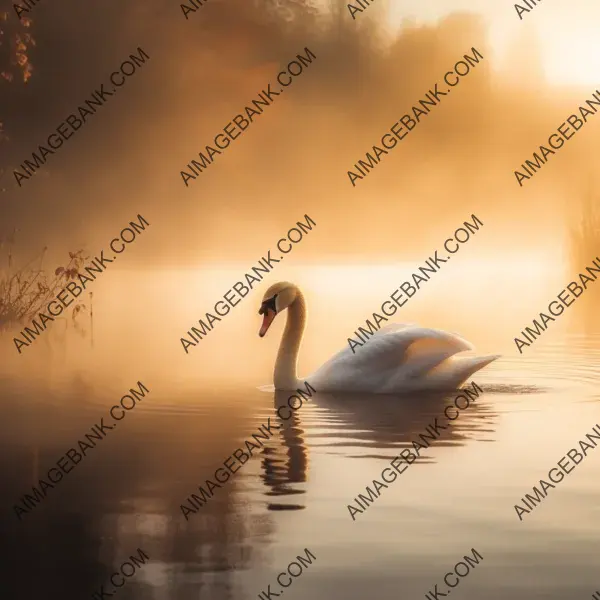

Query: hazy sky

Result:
[387,0,600,85]
[2,0,597,266]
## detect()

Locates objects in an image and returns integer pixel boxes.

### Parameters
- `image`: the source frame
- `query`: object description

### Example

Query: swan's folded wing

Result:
[425,354,500,388]
[309,326,474,389]
[371,322,418,337]
[377,344,473,392]
[342,326,472,370]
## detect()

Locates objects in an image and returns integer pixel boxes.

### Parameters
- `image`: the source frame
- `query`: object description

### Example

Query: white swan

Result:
[258,281,499,394]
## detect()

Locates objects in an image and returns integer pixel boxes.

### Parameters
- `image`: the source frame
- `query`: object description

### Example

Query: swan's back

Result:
[307,324,498,394]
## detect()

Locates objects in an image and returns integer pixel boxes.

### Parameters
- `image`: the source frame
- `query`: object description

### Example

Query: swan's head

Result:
[258,281,297,337]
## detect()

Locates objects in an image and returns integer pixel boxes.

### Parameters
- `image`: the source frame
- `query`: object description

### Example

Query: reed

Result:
[0,232,90,339]
[568,184,600,330]
[568,184,600,272]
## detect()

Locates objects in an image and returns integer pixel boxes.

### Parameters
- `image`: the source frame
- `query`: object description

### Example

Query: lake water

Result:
[2,266,600,600]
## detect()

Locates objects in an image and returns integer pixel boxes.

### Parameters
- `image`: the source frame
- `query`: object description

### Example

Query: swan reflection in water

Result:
[258,386,506,512]
[259,390,310,512]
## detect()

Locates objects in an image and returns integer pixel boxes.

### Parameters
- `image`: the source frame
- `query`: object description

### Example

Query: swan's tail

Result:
[438,354,500,389]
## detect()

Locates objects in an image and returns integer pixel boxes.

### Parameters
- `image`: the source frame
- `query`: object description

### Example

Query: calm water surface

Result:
[2,333,600,600]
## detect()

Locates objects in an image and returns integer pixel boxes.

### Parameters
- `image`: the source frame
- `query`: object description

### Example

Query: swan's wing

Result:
[425,354,501,389]
[322,326,473,372]
[311,326,408,375]
[396,335,479,377]
[308,326,474,391]
[372,322,418,337]
[377,339,475,392]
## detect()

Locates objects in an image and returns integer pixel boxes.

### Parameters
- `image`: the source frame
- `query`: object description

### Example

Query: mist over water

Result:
[0,256,580,387]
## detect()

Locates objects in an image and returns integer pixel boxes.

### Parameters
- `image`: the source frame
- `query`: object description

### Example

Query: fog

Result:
[1,0,599,387]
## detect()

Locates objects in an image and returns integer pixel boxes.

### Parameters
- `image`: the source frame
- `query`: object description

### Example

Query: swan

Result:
[258,281,500,394]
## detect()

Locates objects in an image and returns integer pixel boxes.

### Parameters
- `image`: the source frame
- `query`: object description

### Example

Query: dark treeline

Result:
[0,0,597,264]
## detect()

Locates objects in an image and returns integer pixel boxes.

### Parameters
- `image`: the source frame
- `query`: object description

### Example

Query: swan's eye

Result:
[259,294,278,315]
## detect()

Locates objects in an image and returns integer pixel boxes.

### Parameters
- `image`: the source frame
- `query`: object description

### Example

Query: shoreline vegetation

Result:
[569,184,600,328]
[0,234,91,355]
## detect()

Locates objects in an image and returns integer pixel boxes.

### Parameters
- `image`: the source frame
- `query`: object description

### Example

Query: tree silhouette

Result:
[0,2,34,147]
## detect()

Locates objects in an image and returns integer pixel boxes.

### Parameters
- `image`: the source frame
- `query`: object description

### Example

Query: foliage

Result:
[0,235,89,337]
[0,3,34,143]
[0,5,34,83]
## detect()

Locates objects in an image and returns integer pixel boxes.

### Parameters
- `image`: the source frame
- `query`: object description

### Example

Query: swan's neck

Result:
[274,291,306,391]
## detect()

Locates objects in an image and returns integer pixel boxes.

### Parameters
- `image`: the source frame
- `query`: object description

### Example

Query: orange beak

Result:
[259,310,276,337]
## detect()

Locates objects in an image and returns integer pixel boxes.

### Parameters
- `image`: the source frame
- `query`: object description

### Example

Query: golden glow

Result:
[51,258,556,389]
[4,253,579,394]
[386,0,600,85]
[540,30,600,86]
